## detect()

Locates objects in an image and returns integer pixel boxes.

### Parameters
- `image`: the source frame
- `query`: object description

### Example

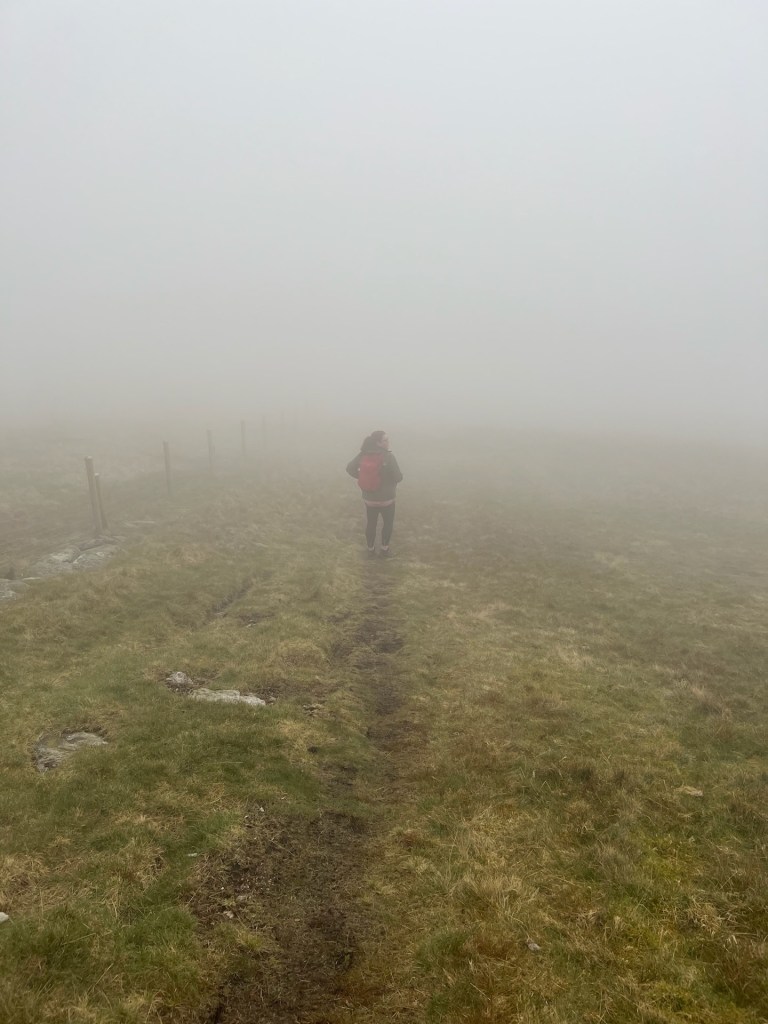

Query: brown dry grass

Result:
[0,430,766,1022]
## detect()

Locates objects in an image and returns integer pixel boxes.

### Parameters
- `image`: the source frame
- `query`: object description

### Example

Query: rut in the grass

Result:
[196,810,366,1024]
[195,564,416,1024]
[207,577,255,620]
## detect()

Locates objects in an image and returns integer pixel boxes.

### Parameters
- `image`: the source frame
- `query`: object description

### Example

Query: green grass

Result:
[351,470,768,1023]
[0,433,767,1022]
[0,471,370,1022]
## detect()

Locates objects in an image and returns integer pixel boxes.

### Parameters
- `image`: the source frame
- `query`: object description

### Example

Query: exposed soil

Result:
[192,563,415,1023]
[193,810,367,1024]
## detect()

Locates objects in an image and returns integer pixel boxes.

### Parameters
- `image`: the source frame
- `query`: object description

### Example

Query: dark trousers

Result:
[366,504,395,548]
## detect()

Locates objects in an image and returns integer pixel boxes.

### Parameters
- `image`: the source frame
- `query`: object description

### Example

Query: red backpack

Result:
[358,452,384,491]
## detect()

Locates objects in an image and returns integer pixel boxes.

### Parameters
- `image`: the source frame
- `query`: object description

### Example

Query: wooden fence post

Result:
[163,440,172,496]
[94,473,109,532]
[84,457,101,537]
[207,430,215,474]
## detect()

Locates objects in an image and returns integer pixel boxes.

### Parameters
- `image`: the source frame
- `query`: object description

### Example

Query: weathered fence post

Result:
[240,419,247,458]
[207,429,215,474]
[84,457,102,537]
[94,473,109,532]
[163,440,172,496]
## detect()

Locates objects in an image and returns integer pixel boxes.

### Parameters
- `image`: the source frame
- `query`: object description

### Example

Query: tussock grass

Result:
[1,436,767,1022]
[351,473,768,1023]
[0,473,368,1023]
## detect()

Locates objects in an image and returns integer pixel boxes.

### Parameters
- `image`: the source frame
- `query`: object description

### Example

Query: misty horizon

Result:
[2,2,766,441]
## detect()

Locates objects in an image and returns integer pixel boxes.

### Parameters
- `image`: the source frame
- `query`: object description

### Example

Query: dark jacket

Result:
[346,440,403,505]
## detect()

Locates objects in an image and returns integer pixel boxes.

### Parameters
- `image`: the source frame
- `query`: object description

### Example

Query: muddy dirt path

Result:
[196,564,417,1024]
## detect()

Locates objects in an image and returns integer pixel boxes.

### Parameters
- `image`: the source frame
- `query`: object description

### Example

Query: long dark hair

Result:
[360,430,386,452]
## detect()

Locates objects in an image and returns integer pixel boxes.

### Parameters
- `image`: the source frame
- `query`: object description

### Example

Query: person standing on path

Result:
[346,431,403,557]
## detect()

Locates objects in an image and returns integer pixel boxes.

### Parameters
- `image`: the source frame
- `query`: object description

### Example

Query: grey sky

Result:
[2,1,766,437]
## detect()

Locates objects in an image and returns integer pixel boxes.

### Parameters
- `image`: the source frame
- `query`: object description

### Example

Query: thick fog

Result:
[1,1,766,439]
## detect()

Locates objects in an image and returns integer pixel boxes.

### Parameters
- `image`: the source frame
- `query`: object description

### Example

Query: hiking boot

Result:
[379,548,396,558]
[366,548,377,559]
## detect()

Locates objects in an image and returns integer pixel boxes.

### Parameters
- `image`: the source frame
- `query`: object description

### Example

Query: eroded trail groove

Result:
[197,564,413,1024]
[197,810,366,1023]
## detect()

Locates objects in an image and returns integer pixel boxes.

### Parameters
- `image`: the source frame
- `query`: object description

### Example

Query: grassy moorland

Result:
[0,429,767,1023]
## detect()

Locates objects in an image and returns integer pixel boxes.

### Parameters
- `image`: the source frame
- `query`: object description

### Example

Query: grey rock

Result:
[33,560,74,577]
[72,546,119,571]
[28,547,81,577]
[53,546,80,562]
[0,578,28,602]
[34,731,108,773]
[165,671,197,692]
[163,673,265,707]
[0,579,29,596]
[189,688,266,708]
[0,913,9,924]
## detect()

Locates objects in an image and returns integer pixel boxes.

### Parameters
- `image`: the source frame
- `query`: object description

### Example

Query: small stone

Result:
[678,786,704,798]
[222,910,235,919]
[165,671,196,692]
[0,913,9,924]
[526,941,541,952]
